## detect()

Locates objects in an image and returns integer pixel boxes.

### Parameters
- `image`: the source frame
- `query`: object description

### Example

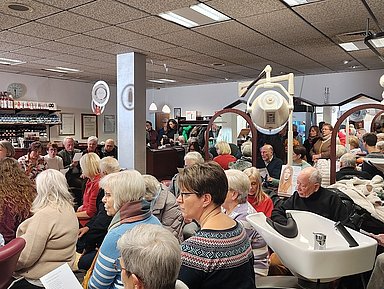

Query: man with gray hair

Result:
[336,153,371,181]
[271,167,348,225]
[117,224,188,289]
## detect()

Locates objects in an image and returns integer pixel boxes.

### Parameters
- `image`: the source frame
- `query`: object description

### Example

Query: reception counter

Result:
[146,146,185,181]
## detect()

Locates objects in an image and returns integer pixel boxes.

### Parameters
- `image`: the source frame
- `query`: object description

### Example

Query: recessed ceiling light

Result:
[148,79,176,84]
[190,3,230,21]
[55,66,80,72]
[211,63,225,67]
[339,42,359,51]
[7,3,33,12]
[343,60,351,64]
[159,11,198,28]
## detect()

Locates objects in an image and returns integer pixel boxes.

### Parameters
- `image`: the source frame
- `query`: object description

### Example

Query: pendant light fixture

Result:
[149,59,157,111]
[161,64,171,114]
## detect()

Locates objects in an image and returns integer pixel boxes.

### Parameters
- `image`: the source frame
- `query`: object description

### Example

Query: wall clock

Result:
[7,83,25,99]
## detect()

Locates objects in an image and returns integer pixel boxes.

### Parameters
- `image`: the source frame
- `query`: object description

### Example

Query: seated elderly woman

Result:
[223,169,269,277]
[213,141,237,170]
[18,141,47,181]
[0,140,15,160]
[142,174,183,240]
[177,161,255,289]
[87,170,161,289]
[10,169,78,289]
[117,224,188,289]
[229,141,252,171]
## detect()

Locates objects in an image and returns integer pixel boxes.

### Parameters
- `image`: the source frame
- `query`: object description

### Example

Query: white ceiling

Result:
[0,0,384,87]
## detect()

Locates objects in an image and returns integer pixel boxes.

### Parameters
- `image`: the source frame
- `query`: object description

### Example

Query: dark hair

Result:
[167,119,178,130]
[46,142,58,149]
[308,125,320,138]
[188,141,201,153]
[146,121,152,127]
[28,141,42,153]
[293,145,307,159]
[363,133,377,147]
[178,161,228,205]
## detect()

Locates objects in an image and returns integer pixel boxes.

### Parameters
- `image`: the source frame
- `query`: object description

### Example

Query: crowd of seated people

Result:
[2,120,384,289]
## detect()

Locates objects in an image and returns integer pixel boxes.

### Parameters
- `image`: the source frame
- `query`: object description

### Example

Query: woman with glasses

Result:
[87,170,161,289]
[310,123,333,162]
[177,162,255,289]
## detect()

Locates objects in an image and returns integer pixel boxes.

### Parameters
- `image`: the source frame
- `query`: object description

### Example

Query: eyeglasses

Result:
[114,257,142,281]
[179,192,198,202]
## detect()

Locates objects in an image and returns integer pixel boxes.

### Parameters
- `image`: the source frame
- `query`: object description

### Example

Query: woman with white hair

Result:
[76,152,101,227]
[11,169,78,289]
[143,174,183,240]
[82,135,101,157]
[118,224,188,289]
[88,170,161,289]
[223,169,269,277]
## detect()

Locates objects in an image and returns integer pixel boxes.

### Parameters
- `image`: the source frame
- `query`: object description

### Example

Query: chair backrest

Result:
[0,237,26,289]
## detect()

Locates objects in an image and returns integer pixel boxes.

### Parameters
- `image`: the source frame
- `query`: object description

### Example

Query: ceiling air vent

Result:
[336,30,374,42]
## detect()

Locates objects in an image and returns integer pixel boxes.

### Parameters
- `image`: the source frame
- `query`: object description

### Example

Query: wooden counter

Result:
[146,146,185,181]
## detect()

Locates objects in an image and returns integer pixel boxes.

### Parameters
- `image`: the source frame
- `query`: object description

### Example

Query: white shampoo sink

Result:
[246,210,377,282]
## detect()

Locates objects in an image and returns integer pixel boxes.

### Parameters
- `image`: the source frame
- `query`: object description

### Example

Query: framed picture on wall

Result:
[81,114,98,139]
[59,113,75,135]
[174,107,181,118]
[103,115,116,133]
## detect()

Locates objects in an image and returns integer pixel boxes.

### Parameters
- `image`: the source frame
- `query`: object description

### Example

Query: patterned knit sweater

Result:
[179,222,255,289]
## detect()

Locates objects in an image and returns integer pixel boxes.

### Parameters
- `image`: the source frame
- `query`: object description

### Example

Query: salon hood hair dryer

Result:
[246,65,295,165]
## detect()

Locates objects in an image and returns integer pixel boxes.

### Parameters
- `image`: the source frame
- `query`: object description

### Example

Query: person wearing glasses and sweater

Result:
[176,162,255,289]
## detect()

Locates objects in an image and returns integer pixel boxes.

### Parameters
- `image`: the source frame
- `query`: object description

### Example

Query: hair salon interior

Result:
[1,0,384,288]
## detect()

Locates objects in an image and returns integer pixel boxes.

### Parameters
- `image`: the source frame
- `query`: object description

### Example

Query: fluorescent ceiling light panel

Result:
[339,42,359,51]
[371,38,384,48]
[148,79,177,84]
[283,0,308,6]
[190,3,230,21]
[44,68,71,73]
[56,66,80,72]
[159,11,198,28]
[0,57,25,65]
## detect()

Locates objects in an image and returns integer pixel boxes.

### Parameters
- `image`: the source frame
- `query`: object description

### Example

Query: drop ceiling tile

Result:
[31,58,75,67]
[57,34,115,49]
[206,0,286,18]
[0,42,26,52]
[84,26,145,43]
[32,41,80,54]
[13,47,62,58]
[122,37,177,52]
[68,48,116,63]
[366,0,384,27]
[48,54,96,66]
[10,22,75,40]
[118,16,185,37]
[0,12,29,29]
[0,31,47,46]
[94,44,145,55]
[155,47,199,58]
[293,0,368,27]
[0,1,61,20]
[34,0,95,10]
[36,11,108,33]
[154,30,213,47]
[70,0,148,25]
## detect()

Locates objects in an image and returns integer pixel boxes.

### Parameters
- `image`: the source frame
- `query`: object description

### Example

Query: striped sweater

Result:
[179,222,255,289]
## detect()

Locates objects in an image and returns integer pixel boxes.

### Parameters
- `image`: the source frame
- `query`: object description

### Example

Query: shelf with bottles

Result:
[0,91,58,112]
[0,113,61,125]
[0,127,49,148]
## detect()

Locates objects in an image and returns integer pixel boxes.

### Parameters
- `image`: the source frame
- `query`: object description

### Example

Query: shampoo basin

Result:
[246,210,377,282]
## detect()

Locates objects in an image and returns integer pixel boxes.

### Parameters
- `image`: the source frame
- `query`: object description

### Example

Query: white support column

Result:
[116,52,146,172]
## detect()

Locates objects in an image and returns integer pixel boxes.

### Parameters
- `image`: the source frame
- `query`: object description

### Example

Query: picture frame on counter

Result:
[174,107,181,118]
[59,113,75,135]
[81,114,98,139]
